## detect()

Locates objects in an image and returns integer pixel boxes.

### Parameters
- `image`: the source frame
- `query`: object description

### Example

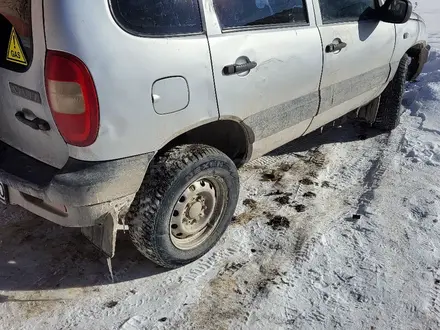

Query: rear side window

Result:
[318,0,376,23]
[110,0,203,36]
[213,0,308,30]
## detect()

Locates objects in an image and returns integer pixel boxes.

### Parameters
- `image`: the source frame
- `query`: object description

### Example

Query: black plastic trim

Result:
[0,141,154,207]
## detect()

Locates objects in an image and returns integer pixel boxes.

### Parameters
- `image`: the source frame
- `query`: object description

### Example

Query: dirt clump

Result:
[299,178,314,185]
[266,190,292,197]
[294,204,306,213]
[104,301,118,308]
[261,169,284,182]
[274,195,290,205]
[243,198,257,209]
[279,163,292,172]
[321,181,332,188]
[232,213,254,226]
[267,216,290,230]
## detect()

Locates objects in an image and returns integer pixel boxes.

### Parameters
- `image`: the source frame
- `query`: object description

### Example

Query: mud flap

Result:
[81,213,118,258]
[357,96,381,124]
[407,44,431,82]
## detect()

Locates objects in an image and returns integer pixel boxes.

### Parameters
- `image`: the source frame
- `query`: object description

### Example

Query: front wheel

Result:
[127,144,239,269]
[373,54,409,131]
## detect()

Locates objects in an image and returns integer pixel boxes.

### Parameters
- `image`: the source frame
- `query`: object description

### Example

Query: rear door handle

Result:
[325,41,347,53]
[223,61,257,76]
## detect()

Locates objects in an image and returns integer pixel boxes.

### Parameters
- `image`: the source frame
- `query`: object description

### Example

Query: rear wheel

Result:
[127,144,239,268]
[373,54,409,131]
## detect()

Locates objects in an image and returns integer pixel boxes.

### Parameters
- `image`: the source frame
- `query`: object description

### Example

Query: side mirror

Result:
[379,0,413,24]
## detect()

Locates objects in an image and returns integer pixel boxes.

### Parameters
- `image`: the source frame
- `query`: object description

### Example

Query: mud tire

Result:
[373,54,409,131]
[127,144,239,269]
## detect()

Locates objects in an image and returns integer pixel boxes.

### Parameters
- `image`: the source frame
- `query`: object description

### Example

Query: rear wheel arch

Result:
[156,119,253,167]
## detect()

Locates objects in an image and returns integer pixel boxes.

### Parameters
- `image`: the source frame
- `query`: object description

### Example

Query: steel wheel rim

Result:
[170,176,227,250]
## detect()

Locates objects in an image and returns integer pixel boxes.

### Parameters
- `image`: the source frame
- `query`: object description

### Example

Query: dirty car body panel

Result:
[0,0,69,168]
[205,0,322,159]
[306,0,396,134]
[0,0,430,258]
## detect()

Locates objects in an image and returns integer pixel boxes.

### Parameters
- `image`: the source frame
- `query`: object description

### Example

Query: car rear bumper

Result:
[408,43,431,81]
[0,141,154,227]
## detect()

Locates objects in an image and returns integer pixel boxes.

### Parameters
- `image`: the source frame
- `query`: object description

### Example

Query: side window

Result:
[319,0,376,23]
[110,0,203,36]
[213,0,309,30]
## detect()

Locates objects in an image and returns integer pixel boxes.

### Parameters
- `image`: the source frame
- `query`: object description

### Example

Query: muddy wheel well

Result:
[157,120,251,167]
[406,43,425,58]
[406,43,429,81]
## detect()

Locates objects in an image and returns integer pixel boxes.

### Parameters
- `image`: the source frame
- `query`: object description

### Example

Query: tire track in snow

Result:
[355,133,392,216]
[121,126,404,330]
[245,144,315,169]
[176,145,330,329]
[428,265,440,324]
[118,236,248,330]
[353,129,404,217]
[254,128,404,329]
[180,246,242,285]
[241,143,343,329]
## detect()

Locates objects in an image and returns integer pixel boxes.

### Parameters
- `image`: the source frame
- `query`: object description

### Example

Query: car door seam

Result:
[205,34,221,120]
[310,0,325,118]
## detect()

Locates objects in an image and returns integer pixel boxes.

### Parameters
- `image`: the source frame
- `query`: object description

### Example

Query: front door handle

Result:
[325,41,347,53]
[223,61,257,76]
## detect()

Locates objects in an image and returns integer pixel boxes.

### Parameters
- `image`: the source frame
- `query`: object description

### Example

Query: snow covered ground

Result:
[1,3,440,330]
[416,0,440,49]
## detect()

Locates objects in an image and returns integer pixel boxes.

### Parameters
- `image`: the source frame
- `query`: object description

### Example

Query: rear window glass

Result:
[0,0,32,71]
[110,0,203,36]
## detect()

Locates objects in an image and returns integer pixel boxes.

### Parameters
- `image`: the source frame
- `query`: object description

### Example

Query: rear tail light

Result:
[45,51,99,147]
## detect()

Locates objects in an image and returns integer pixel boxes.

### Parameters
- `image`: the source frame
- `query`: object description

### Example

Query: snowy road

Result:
[2,3,440,330]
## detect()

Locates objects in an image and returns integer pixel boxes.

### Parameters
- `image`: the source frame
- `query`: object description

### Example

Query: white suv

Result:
[0,0,430,268]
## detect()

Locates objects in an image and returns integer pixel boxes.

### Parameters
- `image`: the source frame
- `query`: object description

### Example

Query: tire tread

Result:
[373,54,409,131]
[127,144,237,268]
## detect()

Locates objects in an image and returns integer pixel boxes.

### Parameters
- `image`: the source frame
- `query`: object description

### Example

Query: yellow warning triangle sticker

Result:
[6,28,28,66]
